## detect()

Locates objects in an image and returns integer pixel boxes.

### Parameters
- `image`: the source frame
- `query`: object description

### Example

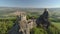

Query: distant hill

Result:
[0,7,60,18]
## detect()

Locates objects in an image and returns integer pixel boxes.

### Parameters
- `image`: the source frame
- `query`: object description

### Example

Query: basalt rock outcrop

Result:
[36,8,50,29]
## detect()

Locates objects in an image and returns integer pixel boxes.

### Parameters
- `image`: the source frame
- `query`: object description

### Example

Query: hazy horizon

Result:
[0,0,60,8]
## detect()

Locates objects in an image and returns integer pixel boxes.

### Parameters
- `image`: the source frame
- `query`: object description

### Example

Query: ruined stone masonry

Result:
[8,11,35,34]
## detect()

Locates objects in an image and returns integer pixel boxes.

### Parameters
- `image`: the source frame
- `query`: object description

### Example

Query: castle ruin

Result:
[8,11,35,34]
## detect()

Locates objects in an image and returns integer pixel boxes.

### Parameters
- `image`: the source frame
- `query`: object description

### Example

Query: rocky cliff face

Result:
[36,8,50,29]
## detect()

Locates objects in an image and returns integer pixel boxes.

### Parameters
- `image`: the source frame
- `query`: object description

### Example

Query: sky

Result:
[0,0,60,8]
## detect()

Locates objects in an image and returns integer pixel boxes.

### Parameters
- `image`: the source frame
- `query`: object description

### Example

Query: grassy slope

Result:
[32,22,60,34]
[52,22,60,29]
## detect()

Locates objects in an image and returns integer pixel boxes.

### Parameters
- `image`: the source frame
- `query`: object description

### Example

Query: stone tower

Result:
[19,12,34,34]
[20,12,26,21]
[19,12,27,34]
